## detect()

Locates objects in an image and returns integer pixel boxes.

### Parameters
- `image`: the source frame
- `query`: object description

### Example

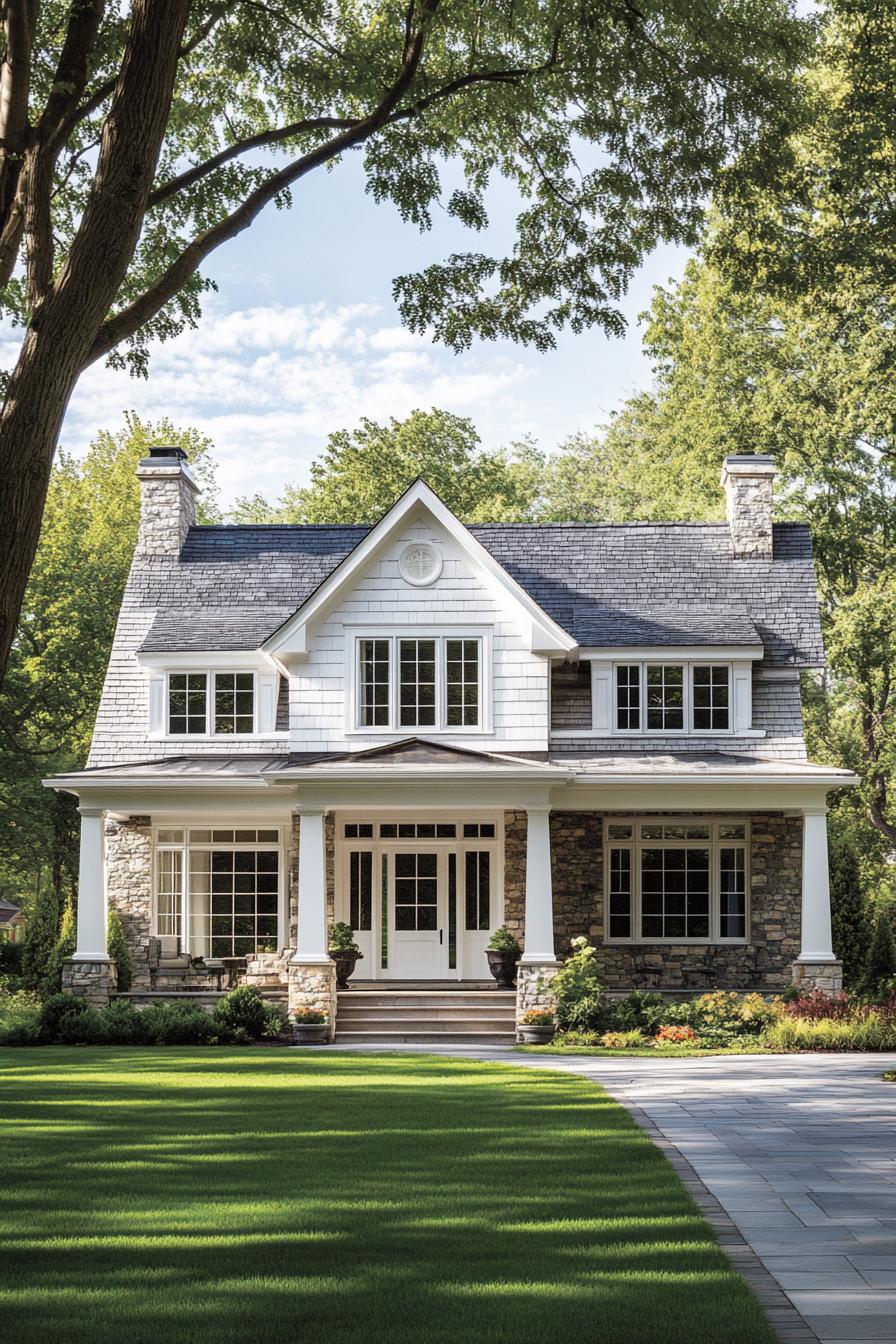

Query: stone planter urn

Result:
[293,1020,329,1044]
[518,1021,557,1045]
[486,948,520,988]
[330,948,363,989]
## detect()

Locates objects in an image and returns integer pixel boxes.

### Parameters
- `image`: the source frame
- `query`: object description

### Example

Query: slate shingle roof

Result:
[137,520,823,667]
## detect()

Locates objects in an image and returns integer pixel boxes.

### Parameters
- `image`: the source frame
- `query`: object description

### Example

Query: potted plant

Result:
[518,1009,556,1044]
[292,1009,329,1044]
[329,921,363,988]
[486,926,522,987]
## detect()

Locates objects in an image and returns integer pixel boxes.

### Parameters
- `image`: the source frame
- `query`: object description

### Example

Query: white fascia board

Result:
[260,480,576,658]
[580,645,763,662]
[265,765,572,784]
[137,651,269,670]
[43,773,273,793]
[569,768,857,788]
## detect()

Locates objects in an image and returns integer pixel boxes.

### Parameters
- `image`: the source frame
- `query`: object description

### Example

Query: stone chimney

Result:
[135,446,200,556]
[720,455,775,559]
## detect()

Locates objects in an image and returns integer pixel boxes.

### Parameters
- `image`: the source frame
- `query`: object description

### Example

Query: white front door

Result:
[387,848,446,979]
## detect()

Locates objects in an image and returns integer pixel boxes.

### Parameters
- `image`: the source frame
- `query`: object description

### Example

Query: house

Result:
[46,448,855,1037]
[0,899,26,943]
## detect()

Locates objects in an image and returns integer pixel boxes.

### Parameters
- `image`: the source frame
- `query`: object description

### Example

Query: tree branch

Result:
[38,0,106,151]
[89,0,442,362]
[0,0,37,220]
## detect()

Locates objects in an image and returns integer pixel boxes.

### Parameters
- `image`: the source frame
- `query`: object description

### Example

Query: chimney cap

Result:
[148,445,188,461]
[721,454,775,472]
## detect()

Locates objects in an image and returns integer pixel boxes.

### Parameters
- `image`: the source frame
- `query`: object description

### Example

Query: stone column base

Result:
[515,961,559,1041]
[287,959,337,1041]
[791,959,843,993]
[61,958,117,1005]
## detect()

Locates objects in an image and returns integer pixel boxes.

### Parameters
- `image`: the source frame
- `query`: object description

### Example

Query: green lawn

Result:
[1,1050,773,1344]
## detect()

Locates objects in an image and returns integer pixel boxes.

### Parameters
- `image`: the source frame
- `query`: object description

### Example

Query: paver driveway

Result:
[324,1047,896,1343]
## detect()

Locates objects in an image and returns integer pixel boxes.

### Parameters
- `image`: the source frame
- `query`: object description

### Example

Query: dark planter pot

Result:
[486,948,520,988]
[330,948,363,989]
[518,1023,556,1044]
[293,1021,329,1045]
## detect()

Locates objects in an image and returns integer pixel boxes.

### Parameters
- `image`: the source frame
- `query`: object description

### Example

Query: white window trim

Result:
[611,661,736,736]
[152,822,287,956]
[603,816,751,945]
[154,669,261,740]
[346,629,492,735]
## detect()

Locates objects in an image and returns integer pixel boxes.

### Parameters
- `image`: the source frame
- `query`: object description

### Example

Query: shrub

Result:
[99,999,147,1044]
[600,1029,645,1049]
[520,1009,554,1026]
[764,1011,896,1052]
[862,911,896,998]
[293,1009,326,1024]
[654,1024,697,1045]
[0,988,41,1045]
[552,937,608,1032]
[328,921,360,953]
[608,990,669,1034]
[213,986,282,1041]
[688,990,779,1037]
[38,992,91,1041]
[139,1001,217,1045]
[0,940,23,978]
[107,909,133,992]
[42,899,76,997]
[55,1005,106,1044]
[782,989,852,1021]
[487,926,521,955]
[554,1029,601,1046]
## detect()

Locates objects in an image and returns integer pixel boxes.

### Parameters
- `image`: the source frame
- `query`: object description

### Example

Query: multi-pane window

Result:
[616,665,640,730]
[168,672,257,735]
[214,673,254,734]
[646,665,684,730]
[394,852,438,930]
[359,639,390,727]
[355,635,483,730]
[155,831,281,958]
[613,664,733,734]
[168,673,207,734]
[446,640,480,727]
[465,851,491,930]
[693,665,729,731]
[605,820,748,943]
[399,639,437,728]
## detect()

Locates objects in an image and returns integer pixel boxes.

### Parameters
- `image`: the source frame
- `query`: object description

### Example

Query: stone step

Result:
[347,980,501,991]
[335,1014,515,1032]
[333,1029,516,1045]
[338,992,514,1009]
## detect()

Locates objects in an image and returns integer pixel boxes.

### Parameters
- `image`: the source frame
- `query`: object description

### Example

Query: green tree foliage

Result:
[44,898,76,998]
[231,409,544,523]
[107,909,133,994]
[862,910,896,999]
[829,823,869,988]
[0,0,810,685]
[0,415,218,924]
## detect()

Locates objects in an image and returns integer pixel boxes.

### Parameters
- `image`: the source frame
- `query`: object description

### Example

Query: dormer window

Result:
[356,634,484,732]
[614,663,731,734]
[167,672,256,736]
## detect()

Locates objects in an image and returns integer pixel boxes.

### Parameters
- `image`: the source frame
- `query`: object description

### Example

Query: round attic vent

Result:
[399,541,442,586]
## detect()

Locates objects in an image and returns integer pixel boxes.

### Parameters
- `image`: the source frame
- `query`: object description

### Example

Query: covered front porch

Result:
[50,744,854,1036]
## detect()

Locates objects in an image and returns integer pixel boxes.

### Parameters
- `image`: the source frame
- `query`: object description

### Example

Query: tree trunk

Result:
[0,0,190,682]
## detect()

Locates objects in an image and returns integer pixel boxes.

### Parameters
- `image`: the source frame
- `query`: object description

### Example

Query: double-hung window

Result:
[167,672,256,736]
[614,664,731,734]
[356,635,483,731]
[605,819,748,943]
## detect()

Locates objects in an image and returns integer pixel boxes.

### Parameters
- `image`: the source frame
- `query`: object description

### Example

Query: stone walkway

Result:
[320,1046,896,1343]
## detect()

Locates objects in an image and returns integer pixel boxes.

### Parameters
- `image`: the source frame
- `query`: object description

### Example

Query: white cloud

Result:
[45,298,532,506]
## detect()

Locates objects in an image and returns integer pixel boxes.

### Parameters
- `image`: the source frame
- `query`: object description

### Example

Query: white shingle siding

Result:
[291,520,549,753]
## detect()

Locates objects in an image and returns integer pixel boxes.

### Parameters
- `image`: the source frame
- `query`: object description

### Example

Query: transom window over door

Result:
[355,635,484,731]
[605,819,748,943]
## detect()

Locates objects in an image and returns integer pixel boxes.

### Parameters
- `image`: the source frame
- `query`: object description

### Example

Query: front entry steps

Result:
[334,987,517,1045]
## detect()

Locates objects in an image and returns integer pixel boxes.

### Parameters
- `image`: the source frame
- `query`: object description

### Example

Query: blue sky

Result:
[43,152,691,508]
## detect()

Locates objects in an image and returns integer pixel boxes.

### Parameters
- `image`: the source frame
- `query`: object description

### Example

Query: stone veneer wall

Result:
[105,815,153,988]
[504,809,802,991]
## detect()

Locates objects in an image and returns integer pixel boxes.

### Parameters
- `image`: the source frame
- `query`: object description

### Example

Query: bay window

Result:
[356,634,484,731]
[604,819,748,943]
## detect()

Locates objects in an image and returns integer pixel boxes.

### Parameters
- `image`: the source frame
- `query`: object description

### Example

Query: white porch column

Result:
[74,807,108,959]
[291,807,330,964]
[798,808,836,963]
[520,806,557,964]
